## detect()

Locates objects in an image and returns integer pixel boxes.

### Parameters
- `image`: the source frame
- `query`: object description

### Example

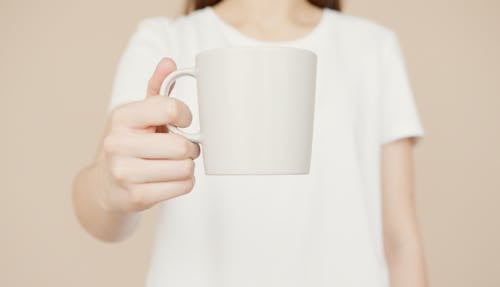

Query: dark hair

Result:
[186,0,341,12]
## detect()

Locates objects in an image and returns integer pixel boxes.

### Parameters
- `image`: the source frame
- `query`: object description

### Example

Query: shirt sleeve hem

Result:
[380,123,425,146]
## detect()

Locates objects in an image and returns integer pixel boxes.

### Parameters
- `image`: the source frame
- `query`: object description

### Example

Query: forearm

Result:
[72,160,140,242]
[381,138,429,287]
[385,231,428,287]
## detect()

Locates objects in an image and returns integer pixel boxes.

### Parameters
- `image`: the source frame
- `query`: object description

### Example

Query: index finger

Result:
[111,96,193,130]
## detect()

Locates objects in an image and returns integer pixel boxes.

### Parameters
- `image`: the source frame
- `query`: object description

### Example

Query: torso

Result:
[107,6,424,286]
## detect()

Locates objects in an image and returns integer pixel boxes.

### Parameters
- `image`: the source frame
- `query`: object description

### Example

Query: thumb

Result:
[147,57,177,97]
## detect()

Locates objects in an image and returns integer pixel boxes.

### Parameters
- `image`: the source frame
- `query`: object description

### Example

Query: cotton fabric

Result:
[108,7,425,287]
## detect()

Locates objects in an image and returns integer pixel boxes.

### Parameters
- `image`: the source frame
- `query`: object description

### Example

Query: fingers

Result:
[110,158,195,184]
[104,132,201,160]
[101,58,201,213]
[111,96,193,129]
[125,178,196,211]
[147,58,177,97]
[141,179,195,203]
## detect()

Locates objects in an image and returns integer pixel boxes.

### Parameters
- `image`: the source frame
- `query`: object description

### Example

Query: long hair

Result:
[186,0,342,13]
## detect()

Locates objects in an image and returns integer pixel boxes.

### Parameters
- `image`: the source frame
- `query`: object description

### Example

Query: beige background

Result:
[2,0,499,286]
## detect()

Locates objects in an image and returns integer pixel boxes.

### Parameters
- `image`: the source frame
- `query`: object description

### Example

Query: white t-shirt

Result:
[108,7,425,287]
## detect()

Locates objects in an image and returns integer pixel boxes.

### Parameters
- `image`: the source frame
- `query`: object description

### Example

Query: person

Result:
[72,0,429,286]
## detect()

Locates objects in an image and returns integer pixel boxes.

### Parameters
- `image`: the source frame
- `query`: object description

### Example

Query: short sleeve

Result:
[106,18,172,113]
[378,31,425,145]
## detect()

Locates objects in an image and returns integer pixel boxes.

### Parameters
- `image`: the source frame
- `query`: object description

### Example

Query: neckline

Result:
[205,6,329,46]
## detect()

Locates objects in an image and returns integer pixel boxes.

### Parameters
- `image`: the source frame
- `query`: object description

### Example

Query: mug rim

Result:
[196,46,317,60]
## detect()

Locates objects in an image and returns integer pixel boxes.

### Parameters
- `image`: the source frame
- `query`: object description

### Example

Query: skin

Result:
[72,0,429,285]
[381,138,429,286]
[72,59,201,241]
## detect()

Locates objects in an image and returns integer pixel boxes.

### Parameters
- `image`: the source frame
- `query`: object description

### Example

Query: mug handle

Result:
[161,68,202,143]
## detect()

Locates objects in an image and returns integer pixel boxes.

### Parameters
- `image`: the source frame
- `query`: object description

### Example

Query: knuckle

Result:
[180,160,195,178]
[128,188,148,210]
[109,161,129,184]
[103,135,120,154]
[177,138,192,158]
[181,177,195,194]
[107,157,132,186]
[193,143,201,158]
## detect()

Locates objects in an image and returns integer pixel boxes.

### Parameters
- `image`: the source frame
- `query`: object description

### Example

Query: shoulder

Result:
[135,16,172,31]
[330,11,393,35]
[128,9,211,57]
[133,9,208,40]
[325,10,398,48]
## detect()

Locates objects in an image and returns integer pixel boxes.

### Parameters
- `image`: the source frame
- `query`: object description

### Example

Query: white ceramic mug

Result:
[161,47,317,175]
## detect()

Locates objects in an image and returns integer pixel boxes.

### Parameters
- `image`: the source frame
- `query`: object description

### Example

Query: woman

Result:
[73,0,429,286]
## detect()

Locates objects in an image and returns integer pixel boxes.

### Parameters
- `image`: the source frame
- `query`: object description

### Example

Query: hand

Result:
[101,58,201,213]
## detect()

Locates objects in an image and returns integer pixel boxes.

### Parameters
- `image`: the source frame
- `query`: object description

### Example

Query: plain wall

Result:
[2,0,499,286]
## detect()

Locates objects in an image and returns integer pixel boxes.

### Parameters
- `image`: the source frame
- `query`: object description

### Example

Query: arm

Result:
[381,138,429,287]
